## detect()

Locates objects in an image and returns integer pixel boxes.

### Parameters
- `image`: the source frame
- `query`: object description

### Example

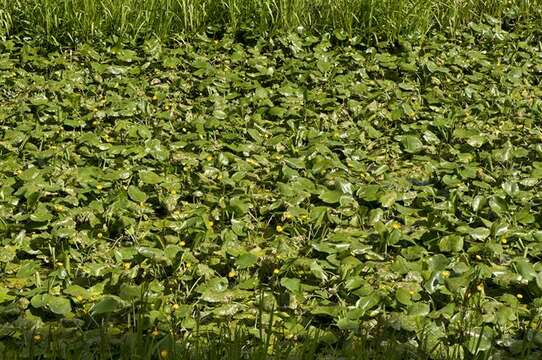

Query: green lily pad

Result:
[319,190,343,204]
[236,252,258,269]
[127,185,148,202]
[30,204,53,222]
[139,170,163,184]
[401,136,423,154]
[92,295,125,315]
[281,277,302,294]
[470,227,490,241]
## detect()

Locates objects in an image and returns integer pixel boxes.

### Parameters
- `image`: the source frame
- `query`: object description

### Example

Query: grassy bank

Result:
[0,0,541,43]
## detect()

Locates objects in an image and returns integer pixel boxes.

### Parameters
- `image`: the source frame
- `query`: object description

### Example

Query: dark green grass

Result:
[1,0,541,44]
[3,287,541,360]
[6,315,538,360]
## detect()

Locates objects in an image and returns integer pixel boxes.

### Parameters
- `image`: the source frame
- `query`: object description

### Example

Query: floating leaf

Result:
[379,191,397,208]
[230,196,252,215]
[281,277,302,294]
[139,170,163,184]
[407,302,430,317]
[236,253,258,269]
[439,235,464,253]
[46,295,72,315]
[396,288,413,305]
[127,185,147,202]
[401,136,423,154]
[319,190,343,204]
[30,204,53,222]
[465,327,493,354]
[92,295,125,315]
[470,228,490,241]
[467,135,486,148]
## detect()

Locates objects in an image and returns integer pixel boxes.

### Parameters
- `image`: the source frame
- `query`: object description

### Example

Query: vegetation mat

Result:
[1,19,542,359]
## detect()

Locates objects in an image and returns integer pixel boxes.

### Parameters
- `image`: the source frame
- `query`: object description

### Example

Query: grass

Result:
[7,314,541,359]
[0,0,541,44]
[4,290,529,360]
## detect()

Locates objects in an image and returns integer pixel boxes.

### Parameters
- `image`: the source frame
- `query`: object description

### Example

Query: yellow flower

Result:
[409,291,415,296]
[206,155,213,161]
[501,237,507,244]
[76,295,83,302]
[185,262,191,268]
[152,95,158,100]
[96,184,103,190]
[441,271,450,278]
[172,304,179,311]
[517,294,523,299]
[160,350,169,359]
[208,221,214,227]
[476,284,484,292]
[276,225,284,233]
[391,222,401,230]
[179,241,186,247]
[475,255,482,261]
[171,189,177,195]
[152,329,160,337]
[283,212,292,220]
[97,232,103,239]
[273,268,280,275]
[33,335,41,342]
[123,263,131,270]
[228,270,237,278]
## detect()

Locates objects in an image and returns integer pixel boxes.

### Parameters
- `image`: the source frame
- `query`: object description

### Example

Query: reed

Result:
[1,0,541,43]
